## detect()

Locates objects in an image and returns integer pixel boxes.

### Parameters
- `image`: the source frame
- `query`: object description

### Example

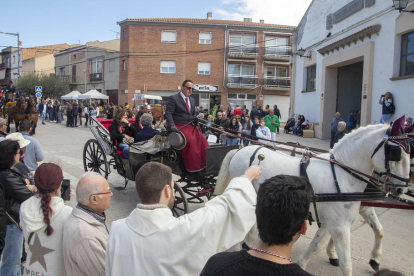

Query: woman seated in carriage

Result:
[109,109,133,158]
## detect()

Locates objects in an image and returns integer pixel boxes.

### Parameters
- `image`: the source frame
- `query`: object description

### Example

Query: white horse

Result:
[275,136,414,272]
[214,124,410,276]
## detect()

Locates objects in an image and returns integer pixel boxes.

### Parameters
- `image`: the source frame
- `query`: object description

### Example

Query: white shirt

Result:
[42,104,47,114]
[95,107,99,117]
[84,107,88,114]
[105,176,256,276]
[180,92,191,111]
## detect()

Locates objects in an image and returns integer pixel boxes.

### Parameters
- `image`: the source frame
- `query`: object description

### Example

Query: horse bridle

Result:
[371,128,411,187]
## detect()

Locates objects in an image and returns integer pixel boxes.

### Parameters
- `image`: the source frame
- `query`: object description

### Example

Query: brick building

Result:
[117,13,295,121]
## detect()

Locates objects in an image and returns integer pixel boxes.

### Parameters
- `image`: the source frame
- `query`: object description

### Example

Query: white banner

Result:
[134,94,145,100]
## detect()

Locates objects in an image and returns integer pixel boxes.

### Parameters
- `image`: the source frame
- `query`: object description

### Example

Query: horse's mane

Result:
[331,124,388,154]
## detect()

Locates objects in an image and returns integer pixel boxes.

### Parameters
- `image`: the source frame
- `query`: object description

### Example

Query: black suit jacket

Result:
[165,93,195,127]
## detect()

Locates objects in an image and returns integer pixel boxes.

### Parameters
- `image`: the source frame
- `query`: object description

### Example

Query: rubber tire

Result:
[172,182,189,217]
[83,139,109,179]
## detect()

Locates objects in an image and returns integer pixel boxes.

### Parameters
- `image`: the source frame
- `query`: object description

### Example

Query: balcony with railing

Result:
[60,75,77,83]
[227,75,258,88]
[228,44,259,59]
[264,46,292,61]
[262,77,291,90]
[89,73,102,82]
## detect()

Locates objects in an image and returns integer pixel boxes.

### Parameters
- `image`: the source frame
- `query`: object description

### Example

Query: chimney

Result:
[207,12,212,20]
[243,18,252,22]
[260,19,264,24]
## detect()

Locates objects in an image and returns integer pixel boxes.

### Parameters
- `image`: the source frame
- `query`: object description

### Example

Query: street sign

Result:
[35,86,42,93]
[35,92,42,98]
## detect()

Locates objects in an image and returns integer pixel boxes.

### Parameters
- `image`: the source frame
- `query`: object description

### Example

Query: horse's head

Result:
[371,117,411,195]
[17,97,27,109]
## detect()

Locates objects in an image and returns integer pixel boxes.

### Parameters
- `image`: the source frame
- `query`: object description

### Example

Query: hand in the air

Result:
[243,165,262,182]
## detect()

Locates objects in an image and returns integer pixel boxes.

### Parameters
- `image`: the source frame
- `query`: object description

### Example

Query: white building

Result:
[291,0,414,139]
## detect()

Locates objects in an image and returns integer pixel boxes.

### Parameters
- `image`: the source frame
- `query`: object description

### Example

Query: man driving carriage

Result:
[165,80,210,172]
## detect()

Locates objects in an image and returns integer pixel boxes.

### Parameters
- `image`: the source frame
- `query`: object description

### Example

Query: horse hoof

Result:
[369,259,380,271]
[329,258,340,267]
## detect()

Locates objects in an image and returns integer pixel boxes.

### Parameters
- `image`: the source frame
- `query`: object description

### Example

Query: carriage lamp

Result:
[295,48,312,59]
[392,0,414,13]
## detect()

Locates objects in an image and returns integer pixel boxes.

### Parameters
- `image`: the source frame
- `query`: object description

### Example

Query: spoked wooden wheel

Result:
[172,182,189,217]
[83,139,109,179]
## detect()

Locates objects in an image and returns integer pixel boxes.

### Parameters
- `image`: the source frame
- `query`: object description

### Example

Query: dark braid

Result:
[40,193,54,236]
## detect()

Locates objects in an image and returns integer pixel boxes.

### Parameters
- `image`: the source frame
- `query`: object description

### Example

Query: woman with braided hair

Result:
[19,163,72,276]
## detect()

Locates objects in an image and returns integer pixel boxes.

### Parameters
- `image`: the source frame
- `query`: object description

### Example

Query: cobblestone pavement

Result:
[27,121,414,276]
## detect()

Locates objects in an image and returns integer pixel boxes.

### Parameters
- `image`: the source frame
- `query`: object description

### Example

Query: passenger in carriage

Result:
[109,109,133,158]
[135,113,160,143]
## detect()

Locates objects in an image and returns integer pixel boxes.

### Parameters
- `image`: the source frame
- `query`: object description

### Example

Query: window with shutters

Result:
[400,31,414,77]
[199,32,212,44]
[305,65,316,91]
[161,30,177,43]
[198,62,211,75]
[160,61,176,74]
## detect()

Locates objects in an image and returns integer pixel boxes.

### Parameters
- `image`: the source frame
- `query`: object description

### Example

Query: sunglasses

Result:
[185,86,195,91]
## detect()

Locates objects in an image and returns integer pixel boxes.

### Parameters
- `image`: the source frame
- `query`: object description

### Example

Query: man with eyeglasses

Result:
[63,172,113,276]
[165,80,210,172]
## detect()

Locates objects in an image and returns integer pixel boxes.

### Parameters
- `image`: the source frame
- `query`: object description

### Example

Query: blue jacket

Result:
[135,126,160,142]
[38,103,44,113]
[21,132,44,172]
[331,117,343,133]
[347,114,355,127]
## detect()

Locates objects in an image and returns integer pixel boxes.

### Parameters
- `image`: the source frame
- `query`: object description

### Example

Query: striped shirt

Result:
[76,205,109,234]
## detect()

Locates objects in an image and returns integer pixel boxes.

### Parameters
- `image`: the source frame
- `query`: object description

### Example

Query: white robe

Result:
[105,176,256,276]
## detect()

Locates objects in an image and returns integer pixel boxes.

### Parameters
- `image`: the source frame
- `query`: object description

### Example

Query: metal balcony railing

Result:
[228,43,259,56]
[264,46,292,57]
[90,73,102,82]
[263,77,291,88]
[227,75,258,87]
[60,75,77,83]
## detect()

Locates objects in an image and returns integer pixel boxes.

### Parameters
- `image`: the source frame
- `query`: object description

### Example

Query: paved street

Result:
[28,121,414,276]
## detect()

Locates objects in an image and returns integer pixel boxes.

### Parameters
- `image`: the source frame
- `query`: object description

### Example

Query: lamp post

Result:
[392,0,414,13]
[295,48,312,59]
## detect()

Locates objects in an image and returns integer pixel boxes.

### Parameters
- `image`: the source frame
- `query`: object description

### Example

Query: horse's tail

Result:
[214,149,238,195]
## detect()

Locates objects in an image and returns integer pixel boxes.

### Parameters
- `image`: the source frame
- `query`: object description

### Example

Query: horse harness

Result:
[248,128,410,228]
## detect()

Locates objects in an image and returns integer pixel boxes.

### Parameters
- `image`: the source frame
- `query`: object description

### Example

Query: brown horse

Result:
[7,97,27,133]
[25,97,39,135]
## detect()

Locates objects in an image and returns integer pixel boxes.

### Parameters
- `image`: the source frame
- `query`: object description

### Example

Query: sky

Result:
[0,0,312,50]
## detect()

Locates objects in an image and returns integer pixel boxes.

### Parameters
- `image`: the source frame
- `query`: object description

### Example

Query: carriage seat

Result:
[130,135,166,155]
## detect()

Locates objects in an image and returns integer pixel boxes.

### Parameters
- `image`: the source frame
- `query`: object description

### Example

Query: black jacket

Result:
[0,131,6,138]
[72,105,79,116]
[0,169,33,225]
[333,130,348,146]
[274,108,281,118]
[130,122,143,142]
[109,120,131,149]
[0,184,6,257]
[251,123,261,141]
[165,93,196,127]
[107,107,114,119]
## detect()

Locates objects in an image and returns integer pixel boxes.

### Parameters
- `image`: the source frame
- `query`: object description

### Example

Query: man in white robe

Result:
[105,162,262,276]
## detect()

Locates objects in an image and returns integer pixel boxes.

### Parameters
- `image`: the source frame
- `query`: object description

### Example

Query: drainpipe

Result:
[84,46,88,93]
[222,25,228,92]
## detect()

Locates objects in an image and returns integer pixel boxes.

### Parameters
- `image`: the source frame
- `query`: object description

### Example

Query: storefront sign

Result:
[134,94,145,100]
[194,85,219,92]
[326,0,374,30]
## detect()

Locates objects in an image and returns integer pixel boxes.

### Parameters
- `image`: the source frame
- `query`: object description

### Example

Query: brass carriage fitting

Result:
[258,154,265,165]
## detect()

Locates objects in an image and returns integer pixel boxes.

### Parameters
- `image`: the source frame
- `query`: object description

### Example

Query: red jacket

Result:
[233,108,242,116]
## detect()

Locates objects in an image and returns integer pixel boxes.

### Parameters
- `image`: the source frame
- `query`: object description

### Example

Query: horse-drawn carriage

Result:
[83,117,238,216]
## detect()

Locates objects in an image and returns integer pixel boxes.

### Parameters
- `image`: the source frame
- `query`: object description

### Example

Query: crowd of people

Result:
[201,104,282,146]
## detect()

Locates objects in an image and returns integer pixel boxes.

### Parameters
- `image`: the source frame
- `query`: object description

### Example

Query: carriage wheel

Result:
[83,139,109,179]
[172,182,189,217]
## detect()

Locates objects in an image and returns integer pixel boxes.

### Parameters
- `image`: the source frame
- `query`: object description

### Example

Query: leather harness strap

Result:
[249,146,264,166]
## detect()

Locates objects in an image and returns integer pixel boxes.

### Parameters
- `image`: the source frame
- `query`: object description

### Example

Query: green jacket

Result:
[264,115,280,132]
